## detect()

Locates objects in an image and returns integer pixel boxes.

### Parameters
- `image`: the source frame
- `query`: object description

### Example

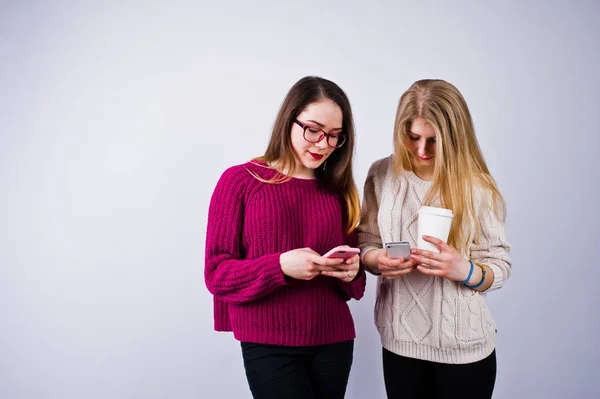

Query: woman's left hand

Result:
[410,235,471,283]
[321,254,361,282]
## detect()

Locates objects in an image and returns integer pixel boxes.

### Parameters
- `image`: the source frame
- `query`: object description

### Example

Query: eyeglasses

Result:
[294,120,347,148]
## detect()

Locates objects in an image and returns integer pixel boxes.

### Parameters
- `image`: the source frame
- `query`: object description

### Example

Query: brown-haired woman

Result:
[205,76,366,399]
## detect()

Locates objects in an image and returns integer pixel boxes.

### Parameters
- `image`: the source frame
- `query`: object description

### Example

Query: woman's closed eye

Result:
[408,134,435,143]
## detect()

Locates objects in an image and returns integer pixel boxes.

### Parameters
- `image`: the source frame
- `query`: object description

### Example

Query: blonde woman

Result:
[205,76,366,399]
[358,79,511,398]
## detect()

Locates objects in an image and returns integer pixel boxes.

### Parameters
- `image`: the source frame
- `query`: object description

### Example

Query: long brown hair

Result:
[252,76,360,233]
[392,79,506,254]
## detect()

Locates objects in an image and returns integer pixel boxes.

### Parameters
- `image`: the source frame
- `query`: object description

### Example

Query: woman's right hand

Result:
[371,248,417,279]
[280,248,345,280]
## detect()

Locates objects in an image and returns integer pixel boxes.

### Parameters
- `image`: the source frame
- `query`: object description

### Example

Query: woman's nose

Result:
[418,139,428,155]
[315,137,329,149]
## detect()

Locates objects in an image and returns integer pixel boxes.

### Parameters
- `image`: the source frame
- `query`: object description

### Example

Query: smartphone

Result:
[385,242,411,260]
[323,245,360,259]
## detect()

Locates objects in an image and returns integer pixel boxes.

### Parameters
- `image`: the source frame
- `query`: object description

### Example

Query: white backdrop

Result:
[1,1,599,398]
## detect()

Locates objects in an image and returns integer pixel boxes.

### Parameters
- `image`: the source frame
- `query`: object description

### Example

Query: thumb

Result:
[312,254,345,266]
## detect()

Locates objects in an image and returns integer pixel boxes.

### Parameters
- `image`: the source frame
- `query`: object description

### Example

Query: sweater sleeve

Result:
[469,191,512,293]
[204,166,289,305]
[357,159,386,265]
[336,230,366,300]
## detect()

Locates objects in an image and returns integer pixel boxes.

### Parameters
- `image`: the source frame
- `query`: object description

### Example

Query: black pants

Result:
[240,340,354,399]
[382,347,497,399]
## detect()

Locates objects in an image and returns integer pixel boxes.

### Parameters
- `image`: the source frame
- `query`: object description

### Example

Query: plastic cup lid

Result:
[418,206,454,218]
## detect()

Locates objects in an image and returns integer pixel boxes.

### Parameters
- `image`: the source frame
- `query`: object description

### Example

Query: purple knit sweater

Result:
[205,161,366,346]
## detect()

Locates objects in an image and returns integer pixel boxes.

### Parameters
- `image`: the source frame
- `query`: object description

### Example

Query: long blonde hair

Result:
[251,76,360,234]
[392,79,505,254]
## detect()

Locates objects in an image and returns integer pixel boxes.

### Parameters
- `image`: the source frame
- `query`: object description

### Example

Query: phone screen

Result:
[385,242,411,259]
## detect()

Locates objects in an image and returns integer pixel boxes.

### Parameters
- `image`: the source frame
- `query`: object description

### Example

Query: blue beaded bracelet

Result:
[459,261,475,285]
[465,264,487,289]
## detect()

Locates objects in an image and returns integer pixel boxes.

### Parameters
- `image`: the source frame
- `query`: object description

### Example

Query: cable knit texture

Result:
[205,161,366,346]
[357,156,511,364]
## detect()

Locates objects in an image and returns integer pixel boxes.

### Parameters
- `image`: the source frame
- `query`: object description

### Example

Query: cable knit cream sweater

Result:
[357,156,512,364]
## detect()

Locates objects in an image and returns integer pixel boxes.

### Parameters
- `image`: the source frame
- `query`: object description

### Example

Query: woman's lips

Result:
[309,152,324,160]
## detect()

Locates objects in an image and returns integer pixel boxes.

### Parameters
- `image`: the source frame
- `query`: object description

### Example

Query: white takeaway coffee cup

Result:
[417,206,454,253]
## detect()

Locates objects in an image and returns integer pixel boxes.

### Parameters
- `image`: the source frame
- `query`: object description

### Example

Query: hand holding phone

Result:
[372,242,416,279]
[321,245,361,281]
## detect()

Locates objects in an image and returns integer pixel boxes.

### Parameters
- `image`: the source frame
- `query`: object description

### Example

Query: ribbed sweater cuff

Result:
[381,336,496,365]
[486,263,504,292]
[360,247,381,275]
[262,252,288,289]
[344,269,366,299]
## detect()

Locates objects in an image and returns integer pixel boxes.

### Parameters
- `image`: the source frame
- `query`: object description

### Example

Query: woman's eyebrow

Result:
[306,119,325,127]
[307,119,343,131]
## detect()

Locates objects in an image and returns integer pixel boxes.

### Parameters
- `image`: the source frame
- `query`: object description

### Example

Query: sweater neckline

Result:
[406,170,433,188]
[248,161,319,184]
